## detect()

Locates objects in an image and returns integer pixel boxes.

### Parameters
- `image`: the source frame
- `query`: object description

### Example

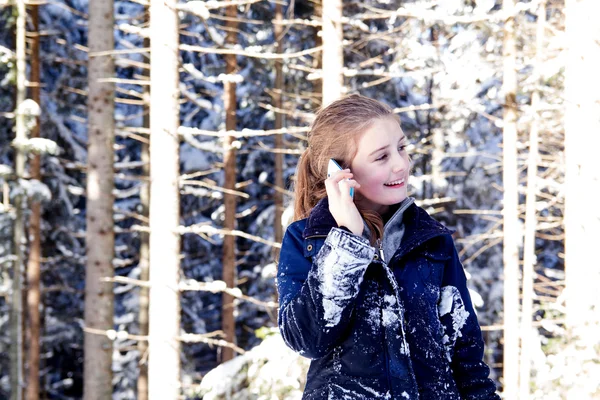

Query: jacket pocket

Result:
[420,249,449,287]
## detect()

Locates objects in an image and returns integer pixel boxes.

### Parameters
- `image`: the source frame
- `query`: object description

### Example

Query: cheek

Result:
[356,169,386,190]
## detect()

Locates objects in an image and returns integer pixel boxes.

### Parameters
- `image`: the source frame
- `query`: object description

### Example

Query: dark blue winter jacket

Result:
[277,197,500,399]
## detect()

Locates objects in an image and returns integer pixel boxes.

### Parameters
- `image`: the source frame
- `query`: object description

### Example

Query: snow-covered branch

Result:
[178,223,281,248]
[102,276,278,309]
[178,125,309,139]
[180,43,322,60]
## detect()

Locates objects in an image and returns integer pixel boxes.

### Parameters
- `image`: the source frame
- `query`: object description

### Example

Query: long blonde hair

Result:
[292,94,400,244]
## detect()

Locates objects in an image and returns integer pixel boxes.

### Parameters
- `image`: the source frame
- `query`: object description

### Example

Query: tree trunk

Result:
[148,0,181,397]
[313,0,322,101]
[519,2,545,398]
[501,0,520,397]
[272,1,284,267]
[321,0,343,105]
[429,26,444,199]
[564,0,600,329]
[137,29,151,400]
[221,2,238,364]
[84,0,115,398]
[25,4,42,400]
[11,1,27,398]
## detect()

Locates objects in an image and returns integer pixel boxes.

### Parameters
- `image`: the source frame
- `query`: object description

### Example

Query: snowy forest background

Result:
[1,0,599,399]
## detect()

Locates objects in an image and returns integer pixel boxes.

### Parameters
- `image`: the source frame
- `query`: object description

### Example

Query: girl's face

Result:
[350,117,410,215]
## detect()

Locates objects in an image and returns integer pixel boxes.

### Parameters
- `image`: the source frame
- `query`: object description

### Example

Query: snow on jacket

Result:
[277,197,500,399]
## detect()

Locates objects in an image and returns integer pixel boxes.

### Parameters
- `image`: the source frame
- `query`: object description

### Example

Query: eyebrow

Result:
[368,135,407,156]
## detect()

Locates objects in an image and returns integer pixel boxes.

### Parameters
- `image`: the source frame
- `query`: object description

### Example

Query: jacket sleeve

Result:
[439,236,500,399]
[277,225,375,359]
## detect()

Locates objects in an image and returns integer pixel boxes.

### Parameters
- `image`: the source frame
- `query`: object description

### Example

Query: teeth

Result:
[385,179,404,186]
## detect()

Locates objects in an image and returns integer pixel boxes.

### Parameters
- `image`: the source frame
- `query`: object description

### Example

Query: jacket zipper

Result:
[374,238,393,393]
[376,238,385,262]
[379,279,393,395]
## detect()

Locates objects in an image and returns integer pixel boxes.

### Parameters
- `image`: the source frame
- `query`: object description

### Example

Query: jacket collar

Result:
[302,196,453,259]
[302,197,339,239]
[394,203,454,260]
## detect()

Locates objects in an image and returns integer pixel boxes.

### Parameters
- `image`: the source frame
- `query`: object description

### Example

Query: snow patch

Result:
[438,286,470,361]
[315,230,371,328]
[198,333,309,399]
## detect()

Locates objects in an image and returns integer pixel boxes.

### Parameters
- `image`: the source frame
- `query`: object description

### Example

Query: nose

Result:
[392,151,408,174]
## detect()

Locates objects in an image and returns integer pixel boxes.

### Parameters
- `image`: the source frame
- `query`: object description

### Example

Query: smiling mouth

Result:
[384,179,405,187]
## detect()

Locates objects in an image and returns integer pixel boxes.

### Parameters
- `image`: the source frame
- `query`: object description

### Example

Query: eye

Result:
[375,154,388,161]
[398,145,407,152]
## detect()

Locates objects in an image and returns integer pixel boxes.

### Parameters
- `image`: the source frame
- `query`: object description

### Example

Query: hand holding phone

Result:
[327,159,354,198]
[325,159,363,235]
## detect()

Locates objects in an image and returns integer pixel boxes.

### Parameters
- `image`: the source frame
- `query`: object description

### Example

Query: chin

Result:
[358,191,408,211]
[384,191,408,204]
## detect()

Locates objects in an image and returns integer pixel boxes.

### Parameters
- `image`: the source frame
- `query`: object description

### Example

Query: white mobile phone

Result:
[327,159,354,198]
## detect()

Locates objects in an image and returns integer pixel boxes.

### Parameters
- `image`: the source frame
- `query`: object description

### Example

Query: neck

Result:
[355,194,389,215]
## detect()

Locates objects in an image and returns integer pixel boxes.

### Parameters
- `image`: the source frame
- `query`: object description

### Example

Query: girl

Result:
[277,95,499,399]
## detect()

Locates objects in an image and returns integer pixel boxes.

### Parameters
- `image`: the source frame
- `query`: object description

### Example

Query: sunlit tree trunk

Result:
[313,0,322,102]
[564,0,600,329]
[272,1,284,266]
[221,2,238,364]
[501,0,520,397]
[11,1,27,398]
[137,28,151,400]
[84,0,115,398]
[519,2,546,398]
[148,0,181,397]
[321,0,343,105]
[429,27,444,198]
[25,4,42,400]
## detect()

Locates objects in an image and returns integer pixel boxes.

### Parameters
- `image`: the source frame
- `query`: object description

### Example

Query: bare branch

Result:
[178,333,246,354]
[180,43,322,60]
[83,326,245,354]
[252,141,304,155]
[89,47,150,58]
[415,197,456,207]
[392,103,437,114]
[274,18,321,27]
[102,276,278,309]
[179,0,263,11]
[97,77,150,86]
[258,102,315,122]
[179,224,282,249]
[179,279,278,309]
[180,180,250,199]
[354,2,538,24]
[178,126,309,139]
[462,237,503,266]
[454,209,504,216]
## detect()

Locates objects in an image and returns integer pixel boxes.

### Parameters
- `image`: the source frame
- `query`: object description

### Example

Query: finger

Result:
[338,178,361,189]
[325,173,352,193]
[338,179,360,199]
[324,174,342,196]
[329,170,353,184]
